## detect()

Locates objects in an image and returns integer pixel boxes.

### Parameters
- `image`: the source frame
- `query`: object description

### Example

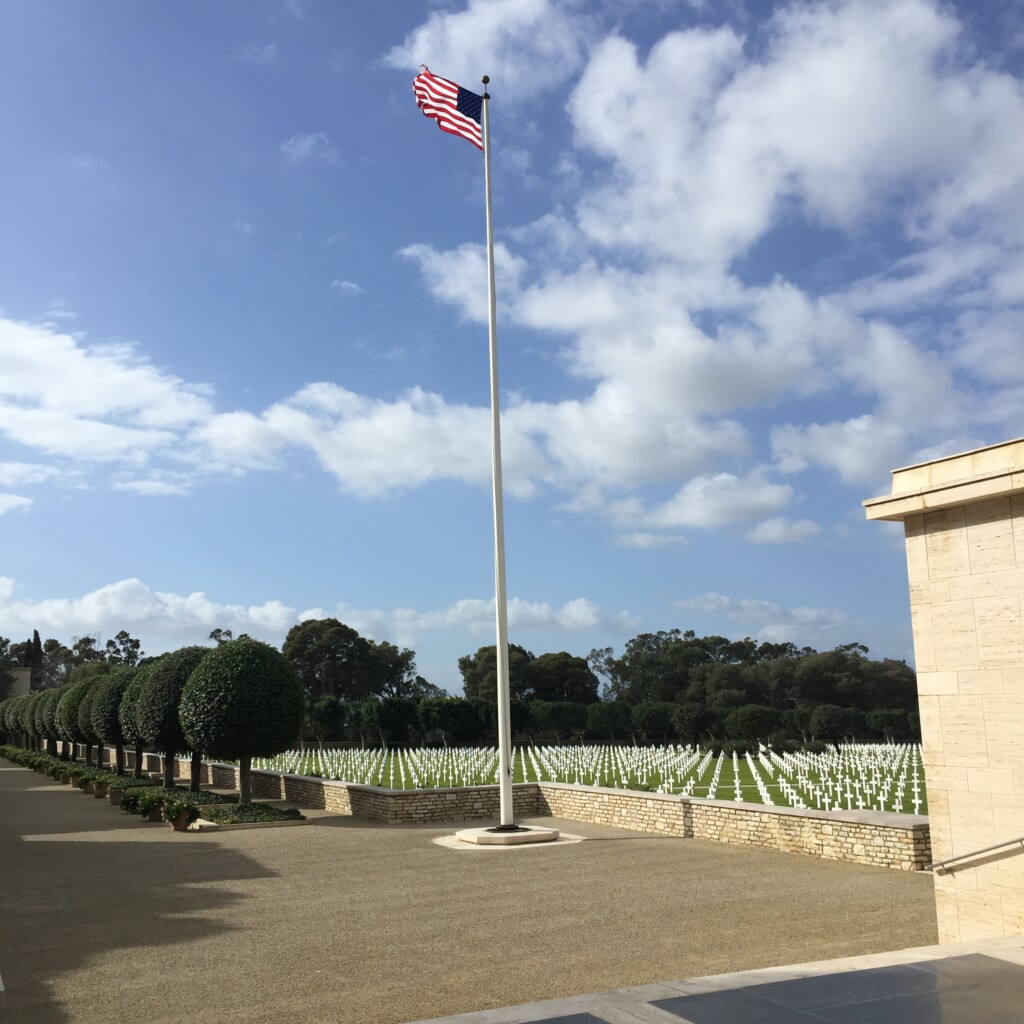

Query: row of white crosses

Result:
[253,743,926,815]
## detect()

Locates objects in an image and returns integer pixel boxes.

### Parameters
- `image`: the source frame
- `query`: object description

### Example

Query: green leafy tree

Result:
[72,635,104,664]
[417,698,488,746]
[526,652,600,703]
[90,667,136,774]
[584,701,633,741]
[673,702,713,744]
[530,701,587,743]
[724,704,781,742]
[56,679,99,761]
[283,618,376,700]
[0,637,16,701]
[866,708,908,741]
[458,644,534,701]
[77,682,105,767]
[367,641,420,697]
[40,638,75,689]
[374,697,420,746]
[304,695,345,750]
[12,694,36,746]
[180,636,304,803]
[119,660,162,777]
[809,703,845,742]
[20,691,44,750]
[781,706,812,743]
[33,687,62,755]
[136,646,211,790]
[630,702,678,742]
[104,630,144,666]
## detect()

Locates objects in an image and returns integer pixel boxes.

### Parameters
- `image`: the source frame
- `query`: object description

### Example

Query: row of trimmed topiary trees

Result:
[0,637,304,803]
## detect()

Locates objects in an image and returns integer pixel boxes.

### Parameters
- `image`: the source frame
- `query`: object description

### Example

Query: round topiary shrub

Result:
[57,680,97,756]
[180,637,304,804]
[90,666,136,774]
[119,660,162,778]
[135,646,211,788]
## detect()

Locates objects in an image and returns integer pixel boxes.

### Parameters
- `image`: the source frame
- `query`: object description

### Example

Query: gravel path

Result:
[0,760,937,1024]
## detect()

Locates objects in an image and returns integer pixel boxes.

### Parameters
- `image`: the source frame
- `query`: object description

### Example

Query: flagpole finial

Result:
[482,74,490,99]
[482,75,490,84]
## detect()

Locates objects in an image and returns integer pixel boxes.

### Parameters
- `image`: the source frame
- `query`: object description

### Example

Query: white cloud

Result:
[0,317,212,464]
[280,132,339,165]
[648,472,792,529]
[236,43,278,65]
[614,532,686,549]
[0,462,57,486]
[746,517,821,544]
[400,242,525,323]
[384,0,594,100]
[679,591,851,648]
[0,494,32,515]
[112,478,192,497]
[771,417,908,486]
[0,577,299,647]
[0,577,634,659]
[330,279,363,295]
[342,595,637,649]
[566,0,1024,268]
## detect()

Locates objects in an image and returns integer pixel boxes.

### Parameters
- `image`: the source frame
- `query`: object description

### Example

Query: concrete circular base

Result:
[455,825,560,846]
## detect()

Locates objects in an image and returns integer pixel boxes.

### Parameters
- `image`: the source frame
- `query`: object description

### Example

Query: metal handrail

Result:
[926,834,1024,873]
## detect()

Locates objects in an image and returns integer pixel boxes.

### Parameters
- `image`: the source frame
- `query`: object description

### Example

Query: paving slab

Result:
[412,939,1024,1024]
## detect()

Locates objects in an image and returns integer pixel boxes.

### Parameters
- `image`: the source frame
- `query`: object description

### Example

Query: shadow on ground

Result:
[0,766,276,1023]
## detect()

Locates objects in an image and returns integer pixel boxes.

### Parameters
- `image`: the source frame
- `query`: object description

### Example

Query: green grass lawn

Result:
[256,744,928,815]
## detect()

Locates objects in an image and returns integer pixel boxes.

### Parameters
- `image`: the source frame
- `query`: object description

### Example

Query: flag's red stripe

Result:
[413,68,483,151]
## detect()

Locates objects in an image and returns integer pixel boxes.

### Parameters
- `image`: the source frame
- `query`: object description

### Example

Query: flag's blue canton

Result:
[457,88,482,126]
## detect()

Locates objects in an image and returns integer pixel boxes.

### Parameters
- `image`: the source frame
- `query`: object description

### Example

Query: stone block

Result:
[931,601,980,671]
[955,889,1005,941]
[938,695,988,767]
[967,767,1015,795]
[958,670,1005,695]
[917,672,960,695]
[966,498,1016,573]
[984,695,1024,768]
[975,595,1024,667]
[925,506,971,578]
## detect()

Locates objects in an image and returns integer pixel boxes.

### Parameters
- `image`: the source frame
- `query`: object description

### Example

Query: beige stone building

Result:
[866,437,1024,943]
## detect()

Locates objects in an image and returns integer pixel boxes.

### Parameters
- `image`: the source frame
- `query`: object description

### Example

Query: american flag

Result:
[413,67,483,151]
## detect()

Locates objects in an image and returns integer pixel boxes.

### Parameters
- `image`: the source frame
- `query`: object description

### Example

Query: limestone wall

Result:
[866,437,1024,941]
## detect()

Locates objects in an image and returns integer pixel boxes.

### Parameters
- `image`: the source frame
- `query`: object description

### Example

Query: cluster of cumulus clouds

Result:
[1,0,1022,651]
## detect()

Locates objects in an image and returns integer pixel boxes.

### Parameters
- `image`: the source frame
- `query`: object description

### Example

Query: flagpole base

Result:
[455,825,560,846]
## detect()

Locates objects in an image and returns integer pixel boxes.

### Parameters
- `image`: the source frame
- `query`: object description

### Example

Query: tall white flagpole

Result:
[481,75,517,831]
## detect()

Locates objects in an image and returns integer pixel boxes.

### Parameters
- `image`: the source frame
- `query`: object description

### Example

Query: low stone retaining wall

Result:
[106,749,931,871]
[535,782,931,871]
[159,753,929,872]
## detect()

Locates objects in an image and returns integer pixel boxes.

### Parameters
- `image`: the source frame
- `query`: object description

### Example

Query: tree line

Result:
[1,620,920,751]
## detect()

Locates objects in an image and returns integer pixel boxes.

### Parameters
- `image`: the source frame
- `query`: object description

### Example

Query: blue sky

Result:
[2,0,1022,692]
